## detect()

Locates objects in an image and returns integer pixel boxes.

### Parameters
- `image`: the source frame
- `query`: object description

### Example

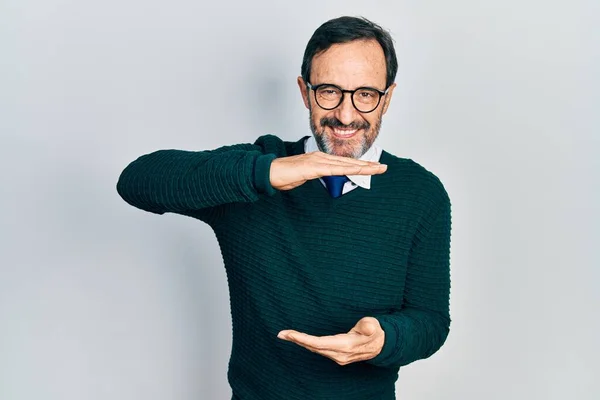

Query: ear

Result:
[381,82,397,115]
[297,76,310,109]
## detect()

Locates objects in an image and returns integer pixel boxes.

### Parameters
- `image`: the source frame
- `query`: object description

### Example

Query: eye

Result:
[319,87,340,94]
[359,91,375,98]
[316,86,342,100]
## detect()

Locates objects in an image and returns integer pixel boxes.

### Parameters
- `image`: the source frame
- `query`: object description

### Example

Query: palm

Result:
[278,317,385,366]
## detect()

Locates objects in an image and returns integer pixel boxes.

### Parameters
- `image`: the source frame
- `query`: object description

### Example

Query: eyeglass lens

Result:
[314,85,381,112]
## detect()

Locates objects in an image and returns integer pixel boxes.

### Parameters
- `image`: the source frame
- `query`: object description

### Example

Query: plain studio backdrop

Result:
[1,0,598,399]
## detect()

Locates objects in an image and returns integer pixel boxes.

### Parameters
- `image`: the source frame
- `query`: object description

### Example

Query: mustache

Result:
[320,117,370,131]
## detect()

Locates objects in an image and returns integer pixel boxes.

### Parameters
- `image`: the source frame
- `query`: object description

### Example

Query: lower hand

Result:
[277,317,385,366]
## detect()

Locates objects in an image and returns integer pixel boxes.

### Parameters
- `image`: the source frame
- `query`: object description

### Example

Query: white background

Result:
[1,0,598,399]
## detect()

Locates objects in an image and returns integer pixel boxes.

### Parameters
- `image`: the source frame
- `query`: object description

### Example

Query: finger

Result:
[277,329,297,338]
[312,157,375,167]
[279,330,354,351]
[315,163,387,178]
[345,164,388,176]
[316,152,383,166]
[351,317,379,336]
[307,154,379,169]
[278,335,344,358]
[278,331,374,365]
[291,344,366,366]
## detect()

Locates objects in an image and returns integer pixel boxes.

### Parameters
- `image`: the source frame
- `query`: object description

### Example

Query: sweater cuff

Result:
[367,315,401,367]
[253,153,277,196]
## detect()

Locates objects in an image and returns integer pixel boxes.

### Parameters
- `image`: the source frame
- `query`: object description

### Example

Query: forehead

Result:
[310,39,387,89]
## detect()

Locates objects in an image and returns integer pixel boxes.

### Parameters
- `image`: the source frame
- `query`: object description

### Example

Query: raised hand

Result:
[269,151,387,191]
[277,317,385,366]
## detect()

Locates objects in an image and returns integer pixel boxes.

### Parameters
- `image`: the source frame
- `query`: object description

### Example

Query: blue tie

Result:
[321,175,349,198]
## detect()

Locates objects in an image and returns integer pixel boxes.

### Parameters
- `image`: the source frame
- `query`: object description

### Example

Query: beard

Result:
[309,105,383,159]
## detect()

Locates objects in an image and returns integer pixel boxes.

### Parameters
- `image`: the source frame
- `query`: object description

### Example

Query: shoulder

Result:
[253,134,305,157]
[380,151,450,206]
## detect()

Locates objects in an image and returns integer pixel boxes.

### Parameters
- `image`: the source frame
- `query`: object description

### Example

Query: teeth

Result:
[333,128,357,136]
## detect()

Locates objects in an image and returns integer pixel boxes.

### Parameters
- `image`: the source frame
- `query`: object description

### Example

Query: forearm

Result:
[369,308,450,368]
[116,143,277,216]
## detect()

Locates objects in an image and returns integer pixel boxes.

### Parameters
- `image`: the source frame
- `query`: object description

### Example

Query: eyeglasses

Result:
[306,82,389,114]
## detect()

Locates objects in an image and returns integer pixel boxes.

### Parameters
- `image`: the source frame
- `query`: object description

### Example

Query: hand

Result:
[269,152,387,191]
[277,317,385,366]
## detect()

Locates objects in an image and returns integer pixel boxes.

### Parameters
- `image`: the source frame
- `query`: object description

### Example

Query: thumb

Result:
[353,317,379,336]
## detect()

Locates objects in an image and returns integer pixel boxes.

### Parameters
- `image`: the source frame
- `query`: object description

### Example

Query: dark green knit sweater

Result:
[116,134,451,400]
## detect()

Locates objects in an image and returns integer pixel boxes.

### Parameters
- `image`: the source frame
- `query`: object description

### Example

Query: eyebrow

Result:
[312,82,387,91]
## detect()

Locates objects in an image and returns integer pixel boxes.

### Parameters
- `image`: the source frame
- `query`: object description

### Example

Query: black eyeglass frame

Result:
[306,82,390,114]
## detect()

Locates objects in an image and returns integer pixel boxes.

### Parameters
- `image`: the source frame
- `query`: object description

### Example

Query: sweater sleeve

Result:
[367,192,452,368]
[116,137,279,222]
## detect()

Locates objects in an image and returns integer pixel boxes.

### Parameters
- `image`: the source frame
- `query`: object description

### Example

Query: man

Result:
[117,16,451,400]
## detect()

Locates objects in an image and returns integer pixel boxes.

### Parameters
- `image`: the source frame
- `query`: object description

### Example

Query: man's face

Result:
[298,39,396,159]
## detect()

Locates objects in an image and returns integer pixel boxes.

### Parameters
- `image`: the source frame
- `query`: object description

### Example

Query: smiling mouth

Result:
[330,127,359,138]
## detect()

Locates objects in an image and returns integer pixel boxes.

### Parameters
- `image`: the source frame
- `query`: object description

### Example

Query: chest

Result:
[215,193,420,330]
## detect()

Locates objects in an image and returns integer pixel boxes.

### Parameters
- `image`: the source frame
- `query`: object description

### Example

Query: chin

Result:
[327,142,364,159]
[329,149,354,158]
[324,135,366,159]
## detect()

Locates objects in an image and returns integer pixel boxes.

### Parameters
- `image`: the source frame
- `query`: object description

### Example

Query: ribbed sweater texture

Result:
[116,134,452,400]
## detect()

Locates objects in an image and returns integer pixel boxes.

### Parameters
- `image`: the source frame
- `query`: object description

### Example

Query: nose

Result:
[334,93,359,126]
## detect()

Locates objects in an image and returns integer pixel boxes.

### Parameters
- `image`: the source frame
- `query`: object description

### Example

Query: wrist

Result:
[254,153,277,195]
